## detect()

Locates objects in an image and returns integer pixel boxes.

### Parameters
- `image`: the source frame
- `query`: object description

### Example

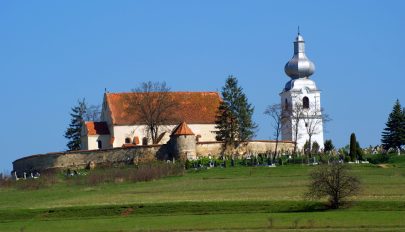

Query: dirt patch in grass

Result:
[121,207,134,217]
[378,164,390,168]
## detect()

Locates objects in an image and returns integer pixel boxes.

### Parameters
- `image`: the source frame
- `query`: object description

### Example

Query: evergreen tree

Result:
[324,139,335,154]
[64,99,87,151]
[312,141,320,154]
[381,100,405,151]
[303,140,310,155]
[349,133,357,161]
[215,76,257,149]
[356,141,364,161]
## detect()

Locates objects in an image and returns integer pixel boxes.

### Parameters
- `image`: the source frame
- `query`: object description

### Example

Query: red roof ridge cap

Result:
[106,91,219,95]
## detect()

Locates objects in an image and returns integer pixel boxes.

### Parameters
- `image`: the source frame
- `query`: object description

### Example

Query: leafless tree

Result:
[283,98,305,155]
[264,104,286,160]
[301,103,330,154]
[129,81,178,144]
[84,105,101,121]
[283,94,330,156]
[306,162,360,209]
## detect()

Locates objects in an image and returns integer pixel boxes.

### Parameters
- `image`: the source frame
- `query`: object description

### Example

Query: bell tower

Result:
[280,31,324,152]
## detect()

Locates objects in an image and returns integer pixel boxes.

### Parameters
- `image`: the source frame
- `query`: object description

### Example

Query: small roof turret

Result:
[171,122,195,136]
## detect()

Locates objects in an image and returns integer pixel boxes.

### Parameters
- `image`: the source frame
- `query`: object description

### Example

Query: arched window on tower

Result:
[125,137,131,144]
[303,97,309,109]
[284,99,289,110]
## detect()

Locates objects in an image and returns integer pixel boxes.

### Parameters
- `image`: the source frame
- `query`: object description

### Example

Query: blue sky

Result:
[0,0,404,172]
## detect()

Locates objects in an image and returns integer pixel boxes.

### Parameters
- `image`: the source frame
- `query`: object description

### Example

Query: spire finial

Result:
[284,30,315,79]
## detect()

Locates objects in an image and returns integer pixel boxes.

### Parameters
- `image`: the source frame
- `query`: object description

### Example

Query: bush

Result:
[365,154,390,164]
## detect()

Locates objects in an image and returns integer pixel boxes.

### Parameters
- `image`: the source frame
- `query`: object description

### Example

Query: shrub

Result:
[365,153,390,164]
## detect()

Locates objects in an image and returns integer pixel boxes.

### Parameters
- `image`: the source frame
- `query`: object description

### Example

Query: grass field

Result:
[1,163,405,231]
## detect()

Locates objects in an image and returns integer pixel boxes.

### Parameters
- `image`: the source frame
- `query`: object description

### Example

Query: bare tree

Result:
[301,103,330,154]
[129,81,177,144]
[283,98,305,155]
[264,104,285,160]
[306,163,360,209]
[84,104,101,121]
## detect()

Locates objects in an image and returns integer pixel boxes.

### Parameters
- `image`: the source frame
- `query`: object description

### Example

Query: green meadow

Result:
[1,163,405,231]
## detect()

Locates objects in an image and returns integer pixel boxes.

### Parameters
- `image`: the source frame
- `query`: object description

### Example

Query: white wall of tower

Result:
[280,79,324,151]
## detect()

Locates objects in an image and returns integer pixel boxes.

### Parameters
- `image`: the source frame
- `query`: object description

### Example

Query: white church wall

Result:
[86,135,111,150]
[111,124,217,147]
[112,125,151,147]
[187,124,217,142]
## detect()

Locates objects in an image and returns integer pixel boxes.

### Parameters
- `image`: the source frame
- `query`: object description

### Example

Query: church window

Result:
[97,140,102,149]
[284,99,289,110]
[125,138,131,144]
[142,137,148,145]
[303,97,309,109]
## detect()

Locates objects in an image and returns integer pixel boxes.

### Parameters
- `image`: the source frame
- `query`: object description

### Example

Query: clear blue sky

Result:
[0,1,404,172]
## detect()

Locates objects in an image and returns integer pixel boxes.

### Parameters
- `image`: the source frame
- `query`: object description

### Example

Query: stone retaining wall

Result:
[13,140,294,175]
[196,141,294,157]
[13,145,166,176]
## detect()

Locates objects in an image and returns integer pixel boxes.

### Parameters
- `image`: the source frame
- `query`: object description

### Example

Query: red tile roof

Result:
[105,92,221,125]
[85,122,110,135]
[171,122,195,136]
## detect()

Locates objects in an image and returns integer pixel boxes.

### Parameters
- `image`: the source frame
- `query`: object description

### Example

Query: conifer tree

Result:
[312,141,320,154]
[349,133,357,161]
[356,141,364,161]
[65,99,87,151]
[215,76,257,149]
[381,100,405,151]
[324,139,335,154]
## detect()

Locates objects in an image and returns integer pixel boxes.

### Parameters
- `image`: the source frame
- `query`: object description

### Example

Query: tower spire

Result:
[284,31,315,79]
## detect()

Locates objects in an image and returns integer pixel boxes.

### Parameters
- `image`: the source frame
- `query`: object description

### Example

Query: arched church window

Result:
[303,97,309,109]
[284,99,289,110]
[97,140,102,149]
[125,138,131,144]
[142,137,148,145]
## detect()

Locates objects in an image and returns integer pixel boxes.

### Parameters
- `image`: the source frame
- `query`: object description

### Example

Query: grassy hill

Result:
[1,163,405,231]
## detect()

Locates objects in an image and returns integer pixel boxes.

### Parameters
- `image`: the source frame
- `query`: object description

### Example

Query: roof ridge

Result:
[106,91,219,95]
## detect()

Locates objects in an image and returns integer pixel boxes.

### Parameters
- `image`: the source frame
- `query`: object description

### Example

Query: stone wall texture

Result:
[13,145,165,176]
[13,140,294,175]
[196,141,294,157]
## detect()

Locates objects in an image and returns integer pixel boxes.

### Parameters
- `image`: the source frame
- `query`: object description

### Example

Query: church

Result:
[81,92,221,150]
[13,32,323,175]
[80,31,324,152]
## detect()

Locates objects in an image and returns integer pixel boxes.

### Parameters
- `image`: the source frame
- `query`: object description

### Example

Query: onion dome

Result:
[284,32,315,79]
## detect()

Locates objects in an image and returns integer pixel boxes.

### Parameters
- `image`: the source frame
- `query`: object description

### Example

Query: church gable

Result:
[105,92,221,125]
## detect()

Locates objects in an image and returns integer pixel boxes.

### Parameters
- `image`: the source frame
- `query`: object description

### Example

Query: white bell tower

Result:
[280,31,324,152]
